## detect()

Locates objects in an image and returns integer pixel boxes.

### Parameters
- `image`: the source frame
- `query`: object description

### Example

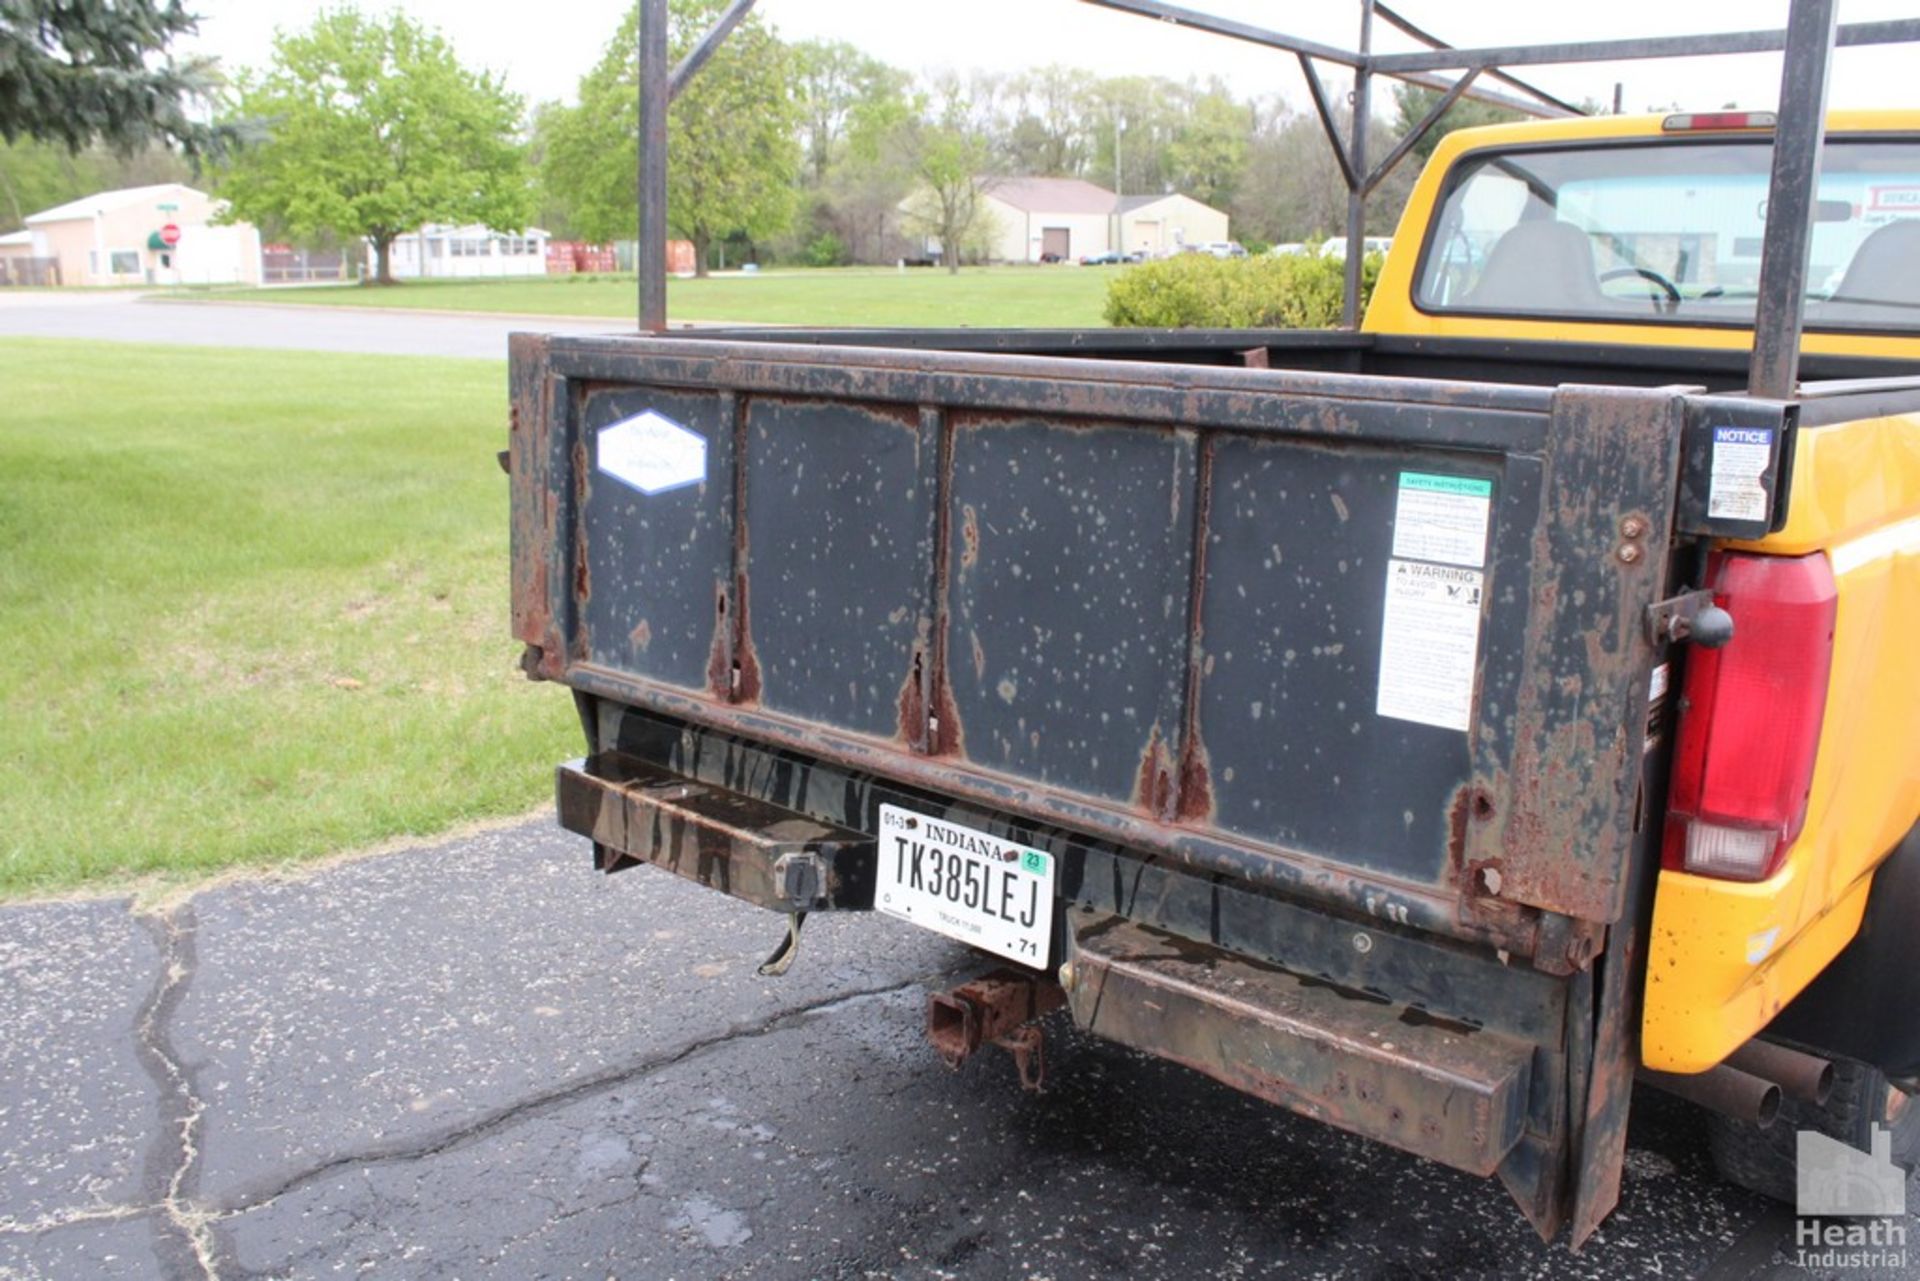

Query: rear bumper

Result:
[552,706,1585,1230]
[1064,909,1534,1175]
[556,752,875,912]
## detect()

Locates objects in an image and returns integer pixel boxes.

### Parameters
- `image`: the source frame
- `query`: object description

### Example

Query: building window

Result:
[109,250,140,274]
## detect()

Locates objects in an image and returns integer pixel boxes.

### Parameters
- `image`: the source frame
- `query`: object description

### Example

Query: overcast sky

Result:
[179,0,1918,117]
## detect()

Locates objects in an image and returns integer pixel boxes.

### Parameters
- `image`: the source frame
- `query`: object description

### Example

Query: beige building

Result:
[23,183,262,287]
[936,177,1230,264]
[1115,193,1231,257]
[981,177,1119,262]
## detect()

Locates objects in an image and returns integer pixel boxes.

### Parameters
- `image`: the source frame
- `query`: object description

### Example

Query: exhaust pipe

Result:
[1639,1063,1782,1128]
[1726,1039,1834,1106]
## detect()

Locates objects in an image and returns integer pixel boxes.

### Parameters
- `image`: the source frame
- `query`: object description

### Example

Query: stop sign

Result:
[160,223,181,247]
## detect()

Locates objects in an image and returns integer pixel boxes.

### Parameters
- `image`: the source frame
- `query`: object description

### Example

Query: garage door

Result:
[1041,227,1070,259]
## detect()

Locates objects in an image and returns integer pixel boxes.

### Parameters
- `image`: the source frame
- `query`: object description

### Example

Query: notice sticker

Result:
[1391,472,1493,567]
[597,409,707,496]
[1376,559,1485,733]
[1707,426,1773,522]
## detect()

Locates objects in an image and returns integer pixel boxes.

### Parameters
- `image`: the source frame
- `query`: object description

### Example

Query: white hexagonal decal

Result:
[596,409,707,495]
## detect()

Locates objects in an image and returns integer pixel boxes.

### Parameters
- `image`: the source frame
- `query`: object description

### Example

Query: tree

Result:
[1391,84,1520,167]
[1165,81,1248,209]
[816,70,915,263]
[900,93,995,275]
[217,10,533,285]
[0,0,231,158]
[543,0,799,276]
[792,40,909,187]
[0,137,190,231]
[1000,65,1094,177]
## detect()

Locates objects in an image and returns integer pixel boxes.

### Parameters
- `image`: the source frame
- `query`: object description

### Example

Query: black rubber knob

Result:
[1688,604,1736,649]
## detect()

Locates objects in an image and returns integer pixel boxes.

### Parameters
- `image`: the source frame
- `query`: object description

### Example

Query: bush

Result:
[803,232,848,268]
[1103,250,1383,329]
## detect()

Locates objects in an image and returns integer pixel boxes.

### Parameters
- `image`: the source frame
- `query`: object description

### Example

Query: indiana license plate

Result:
[876,805,1055,968]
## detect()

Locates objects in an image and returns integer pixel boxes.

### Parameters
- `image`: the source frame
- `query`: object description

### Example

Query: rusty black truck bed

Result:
[505,326,1833,1241]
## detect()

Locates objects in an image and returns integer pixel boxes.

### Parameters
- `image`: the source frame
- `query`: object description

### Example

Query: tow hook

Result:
[926,968,1065,1091]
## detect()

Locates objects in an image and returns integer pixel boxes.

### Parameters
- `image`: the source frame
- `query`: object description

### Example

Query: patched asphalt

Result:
[1,816,1914,1280]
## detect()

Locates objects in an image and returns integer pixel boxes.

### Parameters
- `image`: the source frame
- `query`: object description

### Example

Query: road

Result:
[2,816,1909,1281]
[0,290,630,360]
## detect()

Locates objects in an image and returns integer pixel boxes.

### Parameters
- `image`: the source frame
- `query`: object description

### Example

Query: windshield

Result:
[1415,136,1920,333]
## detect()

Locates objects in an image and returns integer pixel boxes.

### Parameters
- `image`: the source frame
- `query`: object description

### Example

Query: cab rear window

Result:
[1415,137,1920,334]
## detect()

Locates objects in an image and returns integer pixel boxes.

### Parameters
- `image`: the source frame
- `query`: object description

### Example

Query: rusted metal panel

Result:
[555,752,875,912]
[741,396,931,738]
[517,333,1703,954]
[508,333,564,673]
[945,414,1198,806]
[1567,741,1669,1246]
[1464,385,1689,930]
[1064,908,1534,1176]
[573,385,735,693]
[1197,433,1525,886]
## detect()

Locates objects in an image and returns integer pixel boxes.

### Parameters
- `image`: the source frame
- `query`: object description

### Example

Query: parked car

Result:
[1079,251,1124,266]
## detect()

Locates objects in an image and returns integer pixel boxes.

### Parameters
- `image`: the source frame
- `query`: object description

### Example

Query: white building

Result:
[371,224,551,280]
[962,178,1231,264]
[1114,193,1233,258]
[20,183,262,287]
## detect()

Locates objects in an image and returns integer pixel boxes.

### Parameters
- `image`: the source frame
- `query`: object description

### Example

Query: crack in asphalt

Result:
[0,1203,151,1237]
[210,974,942,1222]
[132,904,221,1281]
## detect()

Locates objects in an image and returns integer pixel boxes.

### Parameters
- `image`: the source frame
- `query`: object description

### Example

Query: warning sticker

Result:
[1707,426,1773,522]
[1391,472,1493,568]
[1376,559,1485,733]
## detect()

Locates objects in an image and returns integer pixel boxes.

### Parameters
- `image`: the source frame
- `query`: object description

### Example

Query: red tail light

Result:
[1663,552,1837,883]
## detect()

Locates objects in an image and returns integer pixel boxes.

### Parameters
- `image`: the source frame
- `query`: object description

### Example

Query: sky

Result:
[179,0,1919,118]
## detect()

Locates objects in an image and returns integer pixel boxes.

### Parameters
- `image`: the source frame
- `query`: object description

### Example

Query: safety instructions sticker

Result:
[1377,559,1486,732]
[1390,472,1492,567]
[1707,426,1773,522]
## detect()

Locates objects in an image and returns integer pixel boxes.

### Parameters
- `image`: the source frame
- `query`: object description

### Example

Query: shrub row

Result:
[1103,250,1383,329]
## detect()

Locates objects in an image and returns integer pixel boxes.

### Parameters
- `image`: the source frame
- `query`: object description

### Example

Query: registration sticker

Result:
[876,805,1055,968]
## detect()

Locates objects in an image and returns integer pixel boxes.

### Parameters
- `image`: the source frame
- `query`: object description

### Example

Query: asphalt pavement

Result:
[0,289,629,360]
[3,815,1913,1281]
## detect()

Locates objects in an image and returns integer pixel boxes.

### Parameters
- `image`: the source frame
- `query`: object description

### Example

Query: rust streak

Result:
[706,581,731,698]
[733,569,762,705]
[1134,724,1177,821]
[959,503,979,572]
[1172,432,1217,825]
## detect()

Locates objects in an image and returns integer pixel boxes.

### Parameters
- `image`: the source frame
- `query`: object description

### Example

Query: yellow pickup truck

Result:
[511,9,1918,1245]
[1369,106,1920,1202]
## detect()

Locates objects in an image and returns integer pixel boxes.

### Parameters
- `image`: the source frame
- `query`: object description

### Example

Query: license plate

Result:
[876,805,1055,968]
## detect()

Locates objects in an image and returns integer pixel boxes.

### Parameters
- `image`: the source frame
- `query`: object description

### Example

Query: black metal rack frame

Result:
[633,0,1920,400]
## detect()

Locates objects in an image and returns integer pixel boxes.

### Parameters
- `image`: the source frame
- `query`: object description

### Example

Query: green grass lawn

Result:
[195,264,1120,327]
[0,339,577,898]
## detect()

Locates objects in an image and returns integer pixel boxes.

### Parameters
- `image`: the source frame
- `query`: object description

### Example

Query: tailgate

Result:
[509,333,1731,950]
